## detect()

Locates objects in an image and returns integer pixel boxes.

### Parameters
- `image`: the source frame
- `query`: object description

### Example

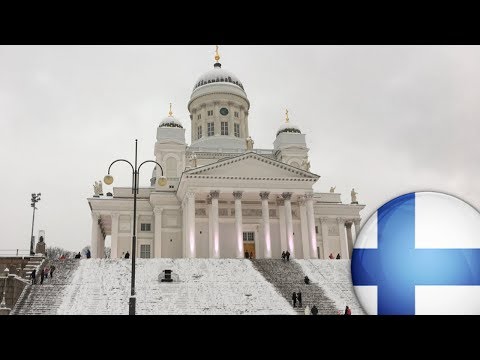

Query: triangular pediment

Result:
[185,152,319,179]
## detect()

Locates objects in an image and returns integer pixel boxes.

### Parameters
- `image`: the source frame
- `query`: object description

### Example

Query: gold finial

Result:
[285,109,289,123]
[169,103,173,117]
[215,45,220,62]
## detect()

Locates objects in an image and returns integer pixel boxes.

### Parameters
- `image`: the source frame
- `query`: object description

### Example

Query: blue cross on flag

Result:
[352,192,480,315]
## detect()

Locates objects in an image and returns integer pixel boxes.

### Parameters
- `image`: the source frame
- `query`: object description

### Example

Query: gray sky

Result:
[1,45,479,252]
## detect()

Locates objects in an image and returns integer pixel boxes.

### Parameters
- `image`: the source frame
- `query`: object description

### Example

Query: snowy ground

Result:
[57,258,296,315]
[294,259,365,315]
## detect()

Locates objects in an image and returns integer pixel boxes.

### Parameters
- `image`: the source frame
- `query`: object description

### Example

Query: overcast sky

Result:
[1,45,479,253]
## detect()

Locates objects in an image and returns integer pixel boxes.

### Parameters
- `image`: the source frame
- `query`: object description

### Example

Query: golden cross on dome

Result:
[169,103,173,117]
[215,45,220,62]
[285,109,289,123]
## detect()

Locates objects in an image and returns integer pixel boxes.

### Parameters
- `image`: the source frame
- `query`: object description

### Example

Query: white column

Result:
[277,198,287,256]
[210,190,220,258]
[111,213,120,259]
[345,221,354,259]
[337,217,349,259]
[186,191,196,258]
[260,191,271,259]
[353,219,361,242]
[154,207,163,258]
[97,227,105,259]
[233,191,244,259]
[320,217,329,259]
[182,199,186,257]
[207,196,213,257]
[298,196,310,259]
[305,193,317,259]
[91,212,100,259]
[283,192,294,257]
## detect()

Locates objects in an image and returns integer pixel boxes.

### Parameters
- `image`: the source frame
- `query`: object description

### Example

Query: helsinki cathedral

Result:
[88,47,365,260]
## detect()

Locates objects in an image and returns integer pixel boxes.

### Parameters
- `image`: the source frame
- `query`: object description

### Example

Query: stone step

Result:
[250,259,338,315]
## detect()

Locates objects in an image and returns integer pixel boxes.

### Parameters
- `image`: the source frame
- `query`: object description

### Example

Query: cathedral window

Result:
[234,111,239,118]
[140,244,151,258]
[197,125,202,139]
[197,114,201,120]
[207,110,213,116]
[207,122,214,136]
[234,123,240,137]
[221,122,229,135]
[141,223,151,232]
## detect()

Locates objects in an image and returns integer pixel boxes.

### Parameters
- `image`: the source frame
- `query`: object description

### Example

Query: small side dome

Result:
[276,109,301,137]
[159,103,183,129]
[276,123,301,137]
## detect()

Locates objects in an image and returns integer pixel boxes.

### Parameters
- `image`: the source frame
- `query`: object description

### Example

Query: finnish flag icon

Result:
[352,192,480,315]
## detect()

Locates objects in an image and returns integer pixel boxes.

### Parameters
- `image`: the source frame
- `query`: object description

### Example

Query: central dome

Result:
[192,63,245,92]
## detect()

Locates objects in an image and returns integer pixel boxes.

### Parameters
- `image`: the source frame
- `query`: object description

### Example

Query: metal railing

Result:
[0,249,31,257]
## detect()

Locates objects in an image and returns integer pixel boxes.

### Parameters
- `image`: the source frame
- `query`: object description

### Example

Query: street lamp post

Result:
[30,193,41,256]
[103,139,166,315]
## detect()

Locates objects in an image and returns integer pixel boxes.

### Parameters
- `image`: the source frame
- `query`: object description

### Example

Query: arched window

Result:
[290,161,300,168]
[166,157,177,178]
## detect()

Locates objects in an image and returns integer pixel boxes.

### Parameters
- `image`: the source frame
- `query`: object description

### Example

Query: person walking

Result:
[311,305,318,315]
[125,251,130,259]
[31,269,36,285]
[281,251,286,261]
[336,253,341,259]
[40,268,45,284]
[285,250,290,261]
[249,251,253,259]
[245,250,249,259]
[43,266,49,280]
[86,249,91,259]
[329,253,334,259]
[297,291,303,307]
[292,292,297,307]
[304,276,310,285]
[50,265,56,278]
[344,306,352,315]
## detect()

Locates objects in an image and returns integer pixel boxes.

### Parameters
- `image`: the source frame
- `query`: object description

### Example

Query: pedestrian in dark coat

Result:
[40,269,45,284]
[297,291,303,307]
[285,250,290,261]
[86,249,91,259]
[311,305,319,315]
[245,251,249,259]
[344,306,352,315]
[50,265,56,278]
[336,253,341,259]
[125,251,130,259]
[292,292,297,307]
[304,276,310,285]
[281,251,286,261]
[31,269,36,285]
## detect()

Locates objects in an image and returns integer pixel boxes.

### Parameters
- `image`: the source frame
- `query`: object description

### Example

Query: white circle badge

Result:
[352,192,480,315]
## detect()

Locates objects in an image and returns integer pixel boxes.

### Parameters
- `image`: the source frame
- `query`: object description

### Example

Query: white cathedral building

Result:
[88,49,365,260]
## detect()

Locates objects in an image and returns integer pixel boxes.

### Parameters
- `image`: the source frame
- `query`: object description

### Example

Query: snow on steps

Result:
[294,259,365,315]
[11,259,80,315]
[51,259,295,315]
[250,259,339,315]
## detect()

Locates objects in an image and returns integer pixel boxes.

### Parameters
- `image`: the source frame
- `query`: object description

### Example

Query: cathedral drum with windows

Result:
[87,48,365,260]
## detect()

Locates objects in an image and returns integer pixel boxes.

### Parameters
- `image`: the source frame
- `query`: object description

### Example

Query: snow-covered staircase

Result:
[11,259,80,315]
[294,260,365,315]
[250,259,338,315]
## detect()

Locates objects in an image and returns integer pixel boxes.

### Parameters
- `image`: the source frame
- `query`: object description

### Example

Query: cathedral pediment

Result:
[184,152,319,180]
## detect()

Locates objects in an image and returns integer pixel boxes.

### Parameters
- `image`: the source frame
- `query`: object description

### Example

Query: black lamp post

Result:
[30,193,41,256]
[103,139,166,315]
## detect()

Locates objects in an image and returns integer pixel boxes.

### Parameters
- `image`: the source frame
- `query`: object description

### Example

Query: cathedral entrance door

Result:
[243,231,255,259]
